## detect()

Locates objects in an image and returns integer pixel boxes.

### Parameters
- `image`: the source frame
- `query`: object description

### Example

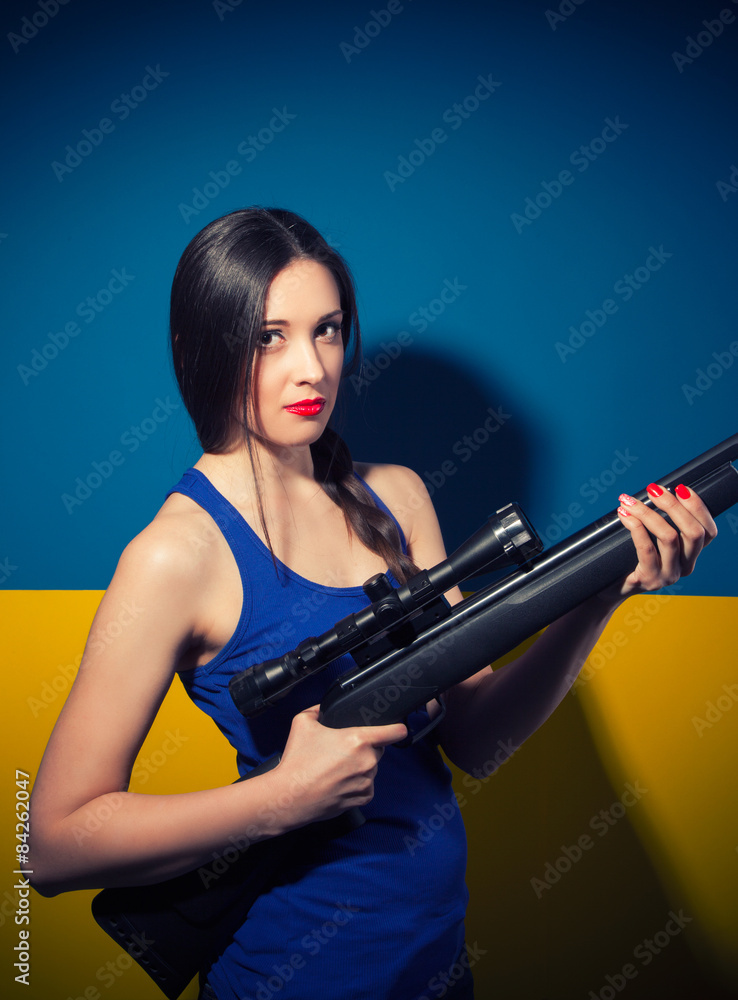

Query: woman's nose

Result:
[292,339,324,384]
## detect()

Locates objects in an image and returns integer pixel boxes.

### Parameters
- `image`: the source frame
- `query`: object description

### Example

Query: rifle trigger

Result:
[397,698,447,747]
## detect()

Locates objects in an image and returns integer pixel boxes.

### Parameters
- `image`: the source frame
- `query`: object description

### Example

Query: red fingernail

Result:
[618,493,638,507]
[675,483,690,500]
[646,483,663,497]
[617,506,630,518]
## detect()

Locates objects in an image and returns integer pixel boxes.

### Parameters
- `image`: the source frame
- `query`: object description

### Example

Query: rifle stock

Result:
[91,433,738,998]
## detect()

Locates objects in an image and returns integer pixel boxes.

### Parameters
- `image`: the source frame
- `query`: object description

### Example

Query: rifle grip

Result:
[238,754,365,831]
[318,806,365,835]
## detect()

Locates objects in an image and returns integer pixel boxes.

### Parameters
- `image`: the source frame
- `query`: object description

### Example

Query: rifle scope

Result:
[229,502,542,717]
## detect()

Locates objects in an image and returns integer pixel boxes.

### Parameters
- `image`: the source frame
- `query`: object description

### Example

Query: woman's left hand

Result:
[603,482,718,601]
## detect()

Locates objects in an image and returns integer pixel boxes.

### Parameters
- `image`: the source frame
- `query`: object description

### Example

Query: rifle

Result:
[92,433,738,999]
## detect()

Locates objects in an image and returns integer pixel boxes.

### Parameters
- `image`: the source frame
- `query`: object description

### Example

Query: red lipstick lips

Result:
[284,398,325,416]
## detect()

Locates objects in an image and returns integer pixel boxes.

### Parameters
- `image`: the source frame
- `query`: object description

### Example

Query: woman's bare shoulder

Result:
[352,462,433,540]
[353,461,427,499]
[81,491,229,678]
[114,491,222,587]
[353,462,453,577]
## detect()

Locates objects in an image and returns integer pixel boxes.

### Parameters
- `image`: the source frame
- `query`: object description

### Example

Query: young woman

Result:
[29,208,716,999]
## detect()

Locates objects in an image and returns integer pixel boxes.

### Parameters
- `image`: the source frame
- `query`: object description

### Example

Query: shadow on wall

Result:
[337,344,535,580]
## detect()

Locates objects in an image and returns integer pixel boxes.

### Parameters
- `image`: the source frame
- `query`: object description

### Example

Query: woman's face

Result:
[249,259,345,454]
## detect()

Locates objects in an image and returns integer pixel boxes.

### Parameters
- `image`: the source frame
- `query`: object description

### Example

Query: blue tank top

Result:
[166,468,469,1000]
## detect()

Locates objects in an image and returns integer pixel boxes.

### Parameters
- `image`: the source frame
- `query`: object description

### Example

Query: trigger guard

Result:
[396,696,447,747]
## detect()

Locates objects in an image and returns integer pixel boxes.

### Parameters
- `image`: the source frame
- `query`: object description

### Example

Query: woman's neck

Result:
[194,439,322,508]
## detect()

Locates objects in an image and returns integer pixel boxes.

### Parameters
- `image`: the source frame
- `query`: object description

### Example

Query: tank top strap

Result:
[165,468,255,634]
[165,468,256,560]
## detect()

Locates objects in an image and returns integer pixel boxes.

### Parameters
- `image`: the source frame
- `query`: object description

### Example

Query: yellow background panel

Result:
[575,595,738,981]
[1,592,737,1000]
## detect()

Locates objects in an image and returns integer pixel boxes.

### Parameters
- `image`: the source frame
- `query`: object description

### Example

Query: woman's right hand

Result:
[264,706,407,829]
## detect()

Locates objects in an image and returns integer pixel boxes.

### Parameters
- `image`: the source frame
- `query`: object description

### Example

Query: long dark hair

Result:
[170,207,416,583]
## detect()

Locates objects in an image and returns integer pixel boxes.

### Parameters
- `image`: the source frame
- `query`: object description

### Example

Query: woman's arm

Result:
[367,466,717,776]
[29,516,405,896]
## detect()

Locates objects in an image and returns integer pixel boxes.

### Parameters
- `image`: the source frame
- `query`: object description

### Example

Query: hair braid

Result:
[311,428,418,584]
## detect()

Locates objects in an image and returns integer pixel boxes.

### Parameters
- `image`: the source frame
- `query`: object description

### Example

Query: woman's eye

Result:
[259,330,281,349]
[317,322,341,341]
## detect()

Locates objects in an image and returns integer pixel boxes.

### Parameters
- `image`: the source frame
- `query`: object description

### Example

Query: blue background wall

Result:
[1,0,736,593]
[2,3,737,999]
